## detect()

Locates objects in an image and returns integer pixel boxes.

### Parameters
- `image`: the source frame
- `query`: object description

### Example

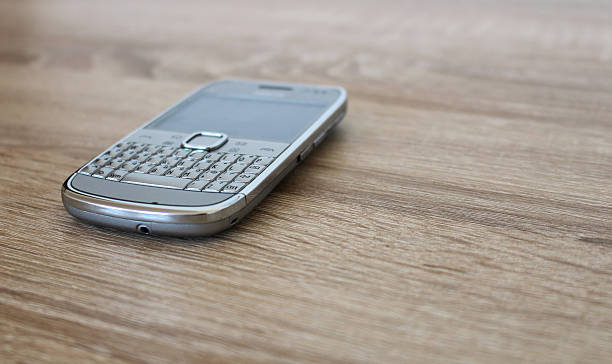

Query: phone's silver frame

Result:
[61,79,347,236]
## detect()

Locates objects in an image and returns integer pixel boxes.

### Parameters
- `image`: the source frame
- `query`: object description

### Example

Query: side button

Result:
[298,144,314,162]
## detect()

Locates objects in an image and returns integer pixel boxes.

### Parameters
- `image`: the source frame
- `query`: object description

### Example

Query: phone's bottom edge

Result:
[64,204,238,237]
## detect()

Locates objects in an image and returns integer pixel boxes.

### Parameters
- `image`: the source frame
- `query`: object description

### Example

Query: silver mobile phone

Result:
[61,79,347,236]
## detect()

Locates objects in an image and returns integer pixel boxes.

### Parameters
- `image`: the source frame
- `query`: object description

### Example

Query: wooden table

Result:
[1,1,611,362]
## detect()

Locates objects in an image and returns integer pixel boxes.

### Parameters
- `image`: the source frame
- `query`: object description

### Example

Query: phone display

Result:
[147,94,328,143]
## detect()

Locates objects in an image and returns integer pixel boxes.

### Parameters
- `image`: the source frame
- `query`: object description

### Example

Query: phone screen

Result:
[146,94,329,143]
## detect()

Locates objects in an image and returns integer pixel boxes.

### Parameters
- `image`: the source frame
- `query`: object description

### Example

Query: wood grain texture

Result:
[1,0,611,363]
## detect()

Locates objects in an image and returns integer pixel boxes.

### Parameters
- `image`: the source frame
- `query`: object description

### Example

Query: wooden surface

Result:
[1,0,611,362]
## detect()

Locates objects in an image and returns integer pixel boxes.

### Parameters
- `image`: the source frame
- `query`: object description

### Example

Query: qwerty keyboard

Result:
[78,142,276,193]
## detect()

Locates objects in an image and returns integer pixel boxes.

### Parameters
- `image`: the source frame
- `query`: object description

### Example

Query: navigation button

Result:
[182,132,228,151]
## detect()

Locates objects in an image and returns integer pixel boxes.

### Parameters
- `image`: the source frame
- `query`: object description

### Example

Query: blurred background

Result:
[4,0,611,92]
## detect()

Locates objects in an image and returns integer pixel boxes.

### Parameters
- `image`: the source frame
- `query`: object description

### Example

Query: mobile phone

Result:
[61,79,347,236]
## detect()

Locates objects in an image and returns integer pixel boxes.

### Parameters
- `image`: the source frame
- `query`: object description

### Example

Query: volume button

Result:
[298,144,314,162]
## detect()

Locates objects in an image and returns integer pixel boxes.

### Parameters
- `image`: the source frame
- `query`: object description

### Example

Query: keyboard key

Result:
[234,173,256,183]
[227,163,248,173]
[92,167,114,178]
[157,146,176,156]
[142,145,161,154]
[185,180,208,191]
[203,180,228,192]
[177,157,198,169]
[189,151,207,160]
[220,153,240,162]
[79,164,99,175]
[222,182,246,193]
[125,142,146,153]
[236,155,258,164]
[147,154,166,165]
[108,157,126,169]
[166,166,187,177]
[122,173,192,189]
[182,168,204,179]
[209,161,232,172]
[164,156,183,167]
[204,152,224,161]
[119,149,138,159]
[133,151,153,162]
[93,155,112,167]
[244,164,266,174]
[122,159,141,172]
[198,170,221,180]
[253,156,274,166]
[108,145,126,157]
[106,169,129,181]
[217,172,239,182]
[135,162,156,173]
[149,164,170,176]
[193,159,214,170]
